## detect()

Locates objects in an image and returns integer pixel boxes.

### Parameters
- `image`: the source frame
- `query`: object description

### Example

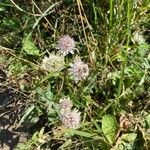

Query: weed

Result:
[0,0,149,149]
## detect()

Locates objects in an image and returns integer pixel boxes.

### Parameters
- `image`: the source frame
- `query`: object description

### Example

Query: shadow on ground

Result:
[0,71,30,150]
[0,115,29,150]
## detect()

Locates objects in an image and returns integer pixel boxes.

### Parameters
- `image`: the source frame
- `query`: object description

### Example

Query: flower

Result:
[60,109,81,129]
[69,58,89,83]
[57,35,75,56]
[41,53,65,73]
[133,32,145,45]
[59,97,73,111]
[59,96,81,129]
[59,97,73,120]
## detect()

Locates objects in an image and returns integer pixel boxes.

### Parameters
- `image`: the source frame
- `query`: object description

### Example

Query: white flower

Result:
[57,35,75,56]
[133,32,145,45]
[60,109,81,129]
[41,53,65,73]
[69,58,89,83]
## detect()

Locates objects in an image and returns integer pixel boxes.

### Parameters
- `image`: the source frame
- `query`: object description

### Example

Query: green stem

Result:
[109,0,113,29]
[117,0,131,104]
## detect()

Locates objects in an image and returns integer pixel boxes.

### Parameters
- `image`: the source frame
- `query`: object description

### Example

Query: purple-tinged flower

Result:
[60,109,81,129]
[59,97,73,111]
[57,35,75,56]
[69,58,89,83]
[58,96,81,129]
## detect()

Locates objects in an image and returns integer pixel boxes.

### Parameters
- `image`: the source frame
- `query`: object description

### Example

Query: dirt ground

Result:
[0,68,29,150]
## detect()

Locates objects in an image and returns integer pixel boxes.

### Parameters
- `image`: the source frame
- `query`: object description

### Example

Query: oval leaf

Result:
[102,114,118,144]
[22,35,40,56]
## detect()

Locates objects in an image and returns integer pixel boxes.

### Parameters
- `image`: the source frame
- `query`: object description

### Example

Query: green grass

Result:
[0,0,150,149]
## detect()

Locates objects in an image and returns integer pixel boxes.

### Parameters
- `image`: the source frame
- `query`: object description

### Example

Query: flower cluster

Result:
[59,97,81,129]
[41,35,89,83]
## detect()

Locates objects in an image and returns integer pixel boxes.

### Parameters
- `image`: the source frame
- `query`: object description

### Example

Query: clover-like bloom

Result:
[59,96,81,129]
[57,35,75,56]
[41,53,65,73]
[69,58,89,83]
[59,97,73,111]
[59,97,73,121]
[60,109,81,129]
[133,32,145,45]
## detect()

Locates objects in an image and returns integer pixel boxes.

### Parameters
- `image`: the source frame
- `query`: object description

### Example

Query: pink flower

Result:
[60,109,81,129]
[57,35,75,56]
[59,97,73,111]
[59,96,81,129]
[69,58,89,83]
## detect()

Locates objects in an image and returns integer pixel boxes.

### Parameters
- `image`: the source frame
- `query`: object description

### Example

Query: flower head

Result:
[59,96,81,129]
[57,35,75,56]
[60,109,81,129]
[69,58,89,83]
[59,97,73,111]
[41,53,65,73]
[133,32,145,45]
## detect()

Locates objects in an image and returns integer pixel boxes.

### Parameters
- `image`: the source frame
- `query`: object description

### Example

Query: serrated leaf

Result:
[22,35,40,56]
[102,115,118,144]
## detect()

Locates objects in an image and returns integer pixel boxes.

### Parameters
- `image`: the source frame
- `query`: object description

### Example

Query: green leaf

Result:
[112,133,138,150]
[2,17,20,29]
[38,127,45,139]
[32,131,39,141]
[45,84,53,100]
[145,114,150,129]
[40,72,60,83]
[102,114,118,144]
[18,105,35,126]
[58,139,72,149]
[0,5,5,12]
[22,35,40,56]
[67,129,97,138]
